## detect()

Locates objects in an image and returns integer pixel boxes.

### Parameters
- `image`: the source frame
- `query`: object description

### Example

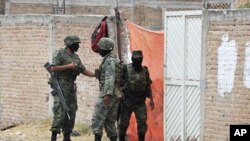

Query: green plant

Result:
[74,123,91,135]
[238,2,250,8]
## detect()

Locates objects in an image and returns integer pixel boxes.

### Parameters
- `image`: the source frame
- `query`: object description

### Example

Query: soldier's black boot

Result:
[119,134,125,141]
[109,136,117,141]
[138,133,145,141]
[63,133,71,141]
[95,134,102,141]
[51,131,57,141]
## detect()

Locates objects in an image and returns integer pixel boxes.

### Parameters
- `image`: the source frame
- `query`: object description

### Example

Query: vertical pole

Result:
[57,0,59,14]
[115,7,122,61]
[5,0,11,15]
[182,14,187,141]
[131,0,135,22]
[63,0,65,14]
[48,15,55,116]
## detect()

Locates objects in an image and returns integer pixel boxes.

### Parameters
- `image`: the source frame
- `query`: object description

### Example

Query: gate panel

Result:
[165,85,183,140]
[185,16,202,141]
[166,16,185,79]
[164,11,202,141]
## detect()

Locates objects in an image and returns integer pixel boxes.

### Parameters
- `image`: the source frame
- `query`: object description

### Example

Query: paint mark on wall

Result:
[217,33,238,96]
[244,42,250,88]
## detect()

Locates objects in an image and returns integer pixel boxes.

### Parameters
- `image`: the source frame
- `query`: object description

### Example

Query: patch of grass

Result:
[238,3,250,9]
[74,122,91,135]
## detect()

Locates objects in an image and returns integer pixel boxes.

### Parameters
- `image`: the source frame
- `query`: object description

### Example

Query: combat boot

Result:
[138,133,145,141]
[95,134,102,141]
[51,131,57,141]
[63,133,71,141]
[109,136,117,141]
[119,134,125,141]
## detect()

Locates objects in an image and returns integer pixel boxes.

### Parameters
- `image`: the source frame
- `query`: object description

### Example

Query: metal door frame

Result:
[164,10,203,141]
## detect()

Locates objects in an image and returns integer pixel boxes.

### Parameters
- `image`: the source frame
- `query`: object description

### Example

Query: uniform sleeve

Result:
[51,50,61,66]
[120,64,127,87]
[76,58,86,74]
[145,67,152,97]
[102,58,116,96]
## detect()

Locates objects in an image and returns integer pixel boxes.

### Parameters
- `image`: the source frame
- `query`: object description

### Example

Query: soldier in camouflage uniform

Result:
[50,35,95,141]
[92,37,121,141]
[118,50,154,141]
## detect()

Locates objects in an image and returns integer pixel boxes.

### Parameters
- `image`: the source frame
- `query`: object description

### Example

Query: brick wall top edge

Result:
[10,0,131,7]
[10,0,202,9]
[206,9,250,21]
[54,15,106,24]
[0,15,106,24]
[0,15,51,23]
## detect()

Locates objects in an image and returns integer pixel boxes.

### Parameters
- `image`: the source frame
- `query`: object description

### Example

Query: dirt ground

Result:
[0,119,109,141]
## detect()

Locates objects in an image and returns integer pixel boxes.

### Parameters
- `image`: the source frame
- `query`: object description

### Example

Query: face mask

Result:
[69,43,79,52]
[99,49,110,57]
[132,57,143,71]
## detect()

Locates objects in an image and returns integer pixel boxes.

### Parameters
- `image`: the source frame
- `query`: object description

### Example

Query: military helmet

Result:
[64,35,81,46]
[132,50,143,58]
[97,37,114,51]
[72,35,81,43]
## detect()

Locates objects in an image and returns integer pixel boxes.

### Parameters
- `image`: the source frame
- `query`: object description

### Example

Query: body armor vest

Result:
[125,64,148,92]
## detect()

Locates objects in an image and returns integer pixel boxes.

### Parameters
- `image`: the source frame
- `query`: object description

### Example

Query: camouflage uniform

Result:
[119,51,152,141]
[50,47,86,134]
[92,38,121,140]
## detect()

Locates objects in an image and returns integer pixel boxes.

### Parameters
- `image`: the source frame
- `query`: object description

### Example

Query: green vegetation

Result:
[74,122,91,135]
[238,2,250,9]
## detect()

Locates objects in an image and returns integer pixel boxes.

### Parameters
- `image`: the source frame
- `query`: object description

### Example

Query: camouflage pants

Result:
[119,100,147,135]
[91,97,120,137]
[50,82,78,134]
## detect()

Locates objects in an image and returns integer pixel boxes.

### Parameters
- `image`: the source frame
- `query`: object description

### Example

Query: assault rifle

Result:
[44,62,71,120]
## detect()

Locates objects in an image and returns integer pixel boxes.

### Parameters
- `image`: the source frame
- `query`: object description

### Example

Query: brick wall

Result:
[9,3,163,28]
[0,15,51,128]
[11,3,54,14]
[203,9,250,140]
[133,5,162,28]
[0,15,109,129]
[6,0,202,29]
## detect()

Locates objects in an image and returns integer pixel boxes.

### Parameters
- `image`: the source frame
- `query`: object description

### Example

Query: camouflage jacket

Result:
[51,47,86,82]
[97,52,121,98]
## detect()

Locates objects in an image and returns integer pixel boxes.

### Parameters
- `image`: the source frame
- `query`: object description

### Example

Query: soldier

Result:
[92,37,121,141]
[118,50,154,141]
[49,35,95,141]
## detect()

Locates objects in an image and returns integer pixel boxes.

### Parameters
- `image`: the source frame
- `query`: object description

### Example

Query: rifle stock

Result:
[44,62,71,120]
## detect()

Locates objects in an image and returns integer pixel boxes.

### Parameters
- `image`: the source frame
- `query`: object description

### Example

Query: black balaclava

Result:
[132,57,143,72]
[98,49,111,57]
[68,42,79,52]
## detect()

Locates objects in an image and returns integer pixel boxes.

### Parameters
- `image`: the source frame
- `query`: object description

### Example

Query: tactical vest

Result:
[125,64,148,92]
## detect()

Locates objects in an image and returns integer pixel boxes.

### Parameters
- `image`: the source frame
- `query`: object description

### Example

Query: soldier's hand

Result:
[67,62,78,70]
[103,95,111,105]
[150,100,154,110]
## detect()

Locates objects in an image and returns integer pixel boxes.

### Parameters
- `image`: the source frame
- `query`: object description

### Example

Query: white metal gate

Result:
[164,11,202,141]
